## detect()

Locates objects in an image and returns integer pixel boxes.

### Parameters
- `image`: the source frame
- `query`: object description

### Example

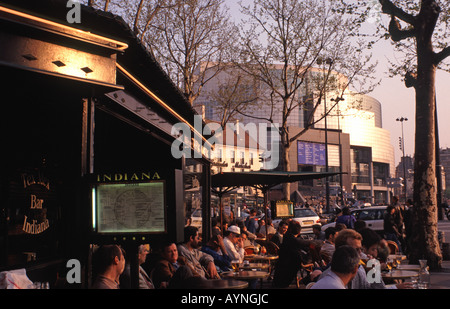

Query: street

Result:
[439,218,450,242]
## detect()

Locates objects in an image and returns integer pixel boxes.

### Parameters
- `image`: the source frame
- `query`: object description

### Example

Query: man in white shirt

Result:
[223,225,245,263]
[311,245,360,289]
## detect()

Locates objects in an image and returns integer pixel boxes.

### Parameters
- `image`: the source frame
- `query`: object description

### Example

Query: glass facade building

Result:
[198,67,395,204]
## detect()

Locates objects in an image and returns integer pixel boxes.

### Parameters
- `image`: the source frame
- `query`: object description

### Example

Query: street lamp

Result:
[318,57,333,213]
[331,96,345,206]
[396,117,408,203]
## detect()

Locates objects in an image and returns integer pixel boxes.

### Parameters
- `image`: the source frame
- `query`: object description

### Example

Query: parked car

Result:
[273,208,321,235]
[190,208,202,232]
[321,206,387,233]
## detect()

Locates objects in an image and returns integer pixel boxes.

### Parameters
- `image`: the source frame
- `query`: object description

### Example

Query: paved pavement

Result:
[430,219,450,289]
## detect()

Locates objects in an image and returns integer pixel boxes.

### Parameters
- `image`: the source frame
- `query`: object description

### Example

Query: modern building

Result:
[198,65,395,205]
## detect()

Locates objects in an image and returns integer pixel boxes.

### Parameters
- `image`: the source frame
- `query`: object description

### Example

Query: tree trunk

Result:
[409,19,442,270]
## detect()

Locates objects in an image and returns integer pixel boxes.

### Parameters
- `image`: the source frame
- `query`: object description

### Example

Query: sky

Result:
[228,0,450,166]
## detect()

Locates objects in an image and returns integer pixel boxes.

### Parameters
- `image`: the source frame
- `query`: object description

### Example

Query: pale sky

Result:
[228,0,450,166]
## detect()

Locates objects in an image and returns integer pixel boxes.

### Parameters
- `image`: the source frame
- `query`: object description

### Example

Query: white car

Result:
[321,206,387,233]
[273,208,321,235]
[190,208,202,232]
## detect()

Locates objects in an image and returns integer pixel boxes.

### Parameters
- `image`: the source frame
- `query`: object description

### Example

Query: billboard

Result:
[297,141,326,166]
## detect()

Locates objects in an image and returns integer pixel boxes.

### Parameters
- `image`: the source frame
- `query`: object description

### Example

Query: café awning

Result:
[211,171,342,191]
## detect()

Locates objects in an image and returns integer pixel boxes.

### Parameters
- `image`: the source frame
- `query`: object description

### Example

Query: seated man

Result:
[177,226,219,279]
[320,227,337,265]
[91,245,126,289]
[223,225,245,263]
[152,242,199,289]
[201,234,232,272]
[311,245,360,289]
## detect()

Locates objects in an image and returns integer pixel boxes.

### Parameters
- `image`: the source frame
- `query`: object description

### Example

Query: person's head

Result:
[240,231,248,243]
[138,244,150,265]
[334,229,363,255]
[377,239,390,262]
[330,245,360,279]
[354,220,366,231]
[335,223,347,232]
[386,205,395,215]
[225,225,241,244]
[359,228,381,257]
[392,196,399,204]
[312,224,321,236]
[184,226,201,248]
[342,207,351,216]
[250,209,257,216]
[286,220,302,236]
[93,245,126,278]
[325,227,337,243]
[161,242,178,264]
[277,221,288,235]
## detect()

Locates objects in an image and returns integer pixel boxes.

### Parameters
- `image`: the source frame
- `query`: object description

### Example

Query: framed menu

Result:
[92,181,166,234]
[271,200,294,219]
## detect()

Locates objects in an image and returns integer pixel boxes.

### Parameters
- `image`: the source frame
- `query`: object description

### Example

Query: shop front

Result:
[0,0,211,288]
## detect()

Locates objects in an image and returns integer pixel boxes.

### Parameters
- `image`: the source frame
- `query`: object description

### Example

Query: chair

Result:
[386,240,399,254]
[264,241,279,256]
[244,246,257,255]
[295,263,314,288]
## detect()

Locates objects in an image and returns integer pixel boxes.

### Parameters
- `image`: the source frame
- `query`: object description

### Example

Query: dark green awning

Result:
[211,171,342,189]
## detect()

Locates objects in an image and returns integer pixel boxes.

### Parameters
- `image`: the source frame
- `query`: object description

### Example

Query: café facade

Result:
[0,0,211,288]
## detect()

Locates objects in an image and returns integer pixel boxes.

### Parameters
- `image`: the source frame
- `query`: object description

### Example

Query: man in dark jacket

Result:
[272,221,312,288]
[383,205,402,253]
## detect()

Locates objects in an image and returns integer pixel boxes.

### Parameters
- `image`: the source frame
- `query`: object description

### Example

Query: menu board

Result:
[297,141,326,166]
[271,200,294,219]
[94,181,166,234]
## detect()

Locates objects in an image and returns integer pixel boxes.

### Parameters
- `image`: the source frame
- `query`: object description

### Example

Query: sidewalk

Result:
[430,260,450,289]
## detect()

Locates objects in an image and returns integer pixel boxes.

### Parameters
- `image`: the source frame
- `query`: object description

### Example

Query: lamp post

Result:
[318,57,333,213]
[396,117,408,203]
[331,96,345,206]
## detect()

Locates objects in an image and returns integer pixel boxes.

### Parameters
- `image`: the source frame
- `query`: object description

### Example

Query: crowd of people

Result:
[90,196,415,289]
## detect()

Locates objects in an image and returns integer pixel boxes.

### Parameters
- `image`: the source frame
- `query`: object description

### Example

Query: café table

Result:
[382,270,418,282]
[222,270,270,288]
[192,278,249,289]
[396,264,421,272]
[239,263,270,271]
[388,254,407,261]
[244,254,279,278]
[244,254,278,262]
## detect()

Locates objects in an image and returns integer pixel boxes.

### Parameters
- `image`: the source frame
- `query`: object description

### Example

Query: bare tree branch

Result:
[379,0,416,25]
[435,46,450,64]
[389,15,416,41]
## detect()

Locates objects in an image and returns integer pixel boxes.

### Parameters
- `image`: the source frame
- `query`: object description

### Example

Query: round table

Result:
[239,263,270,271]
[382,270,418,281]
[397,264,421,272]
[223,270,270,280]
[192,278,249,289]
[244,254,278,262]
[388,254,407,261]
